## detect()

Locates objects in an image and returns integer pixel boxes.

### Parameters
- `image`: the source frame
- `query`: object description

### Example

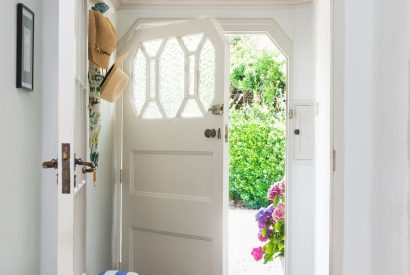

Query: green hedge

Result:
[229,104,286,209]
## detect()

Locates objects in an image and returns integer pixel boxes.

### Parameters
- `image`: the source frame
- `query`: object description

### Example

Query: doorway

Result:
[116,18,293,275]
[227,34,287,275]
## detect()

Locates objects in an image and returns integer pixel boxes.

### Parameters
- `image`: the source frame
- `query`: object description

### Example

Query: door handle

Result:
[42,159,58,169]
[204,128,217,138]
[75,158,96,174]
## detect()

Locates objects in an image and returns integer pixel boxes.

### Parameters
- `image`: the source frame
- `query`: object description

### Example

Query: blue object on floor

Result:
[99,271,139,275]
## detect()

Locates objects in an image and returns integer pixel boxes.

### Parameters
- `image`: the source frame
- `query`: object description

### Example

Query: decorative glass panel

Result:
[181,99,202,118]
[132,49,146,114]
[189,55,195,96]
[132,34,216,119]
[149,60,156,99]
[158,38,185,118]
[181,33,203,52]
[142,39,163,57]
[142,101,162,119]
[199,39,215,110]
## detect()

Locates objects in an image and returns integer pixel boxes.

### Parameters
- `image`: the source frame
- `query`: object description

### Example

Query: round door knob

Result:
[204,129,217,138]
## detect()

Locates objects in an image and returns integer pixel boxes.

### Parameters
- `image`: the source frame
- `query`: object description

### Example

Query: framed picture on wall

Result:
[16,3,34,91]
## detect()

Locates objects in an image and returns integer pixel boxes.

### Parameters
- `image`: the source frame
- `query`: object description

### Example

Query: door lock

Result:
[208,104,224,115]
[204,128,217,138]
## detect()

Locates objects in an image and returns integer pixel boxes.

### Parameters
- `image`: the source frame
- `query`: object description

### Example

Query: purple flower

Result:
[267,179,286,201]
[255,205,275,229]
[255,207,265,221]
[251,247,264,261]
[258,228,272,242]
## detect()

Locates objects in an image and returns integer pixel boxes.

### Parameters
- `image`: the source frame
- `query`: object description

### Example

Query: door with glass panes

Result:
[120,18,230,275]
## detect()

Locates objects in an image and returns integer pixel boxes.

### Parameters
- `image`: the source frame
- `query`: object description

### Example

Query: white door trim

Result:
[115,17,295,274]
[330,0,344,274]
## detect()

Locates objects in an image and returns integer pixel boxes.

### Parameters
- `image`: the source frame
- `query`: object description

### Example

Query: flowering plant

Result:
[251,178,286,263]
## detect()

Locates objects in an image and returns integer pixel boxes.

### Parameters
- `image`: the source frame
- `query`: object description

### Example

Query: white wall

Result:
[289,8,316,275]
[312,1,331,275]
[41,0,58,273]
[334,0,410,274]
[0,0,43,274]
[116,7,317,275]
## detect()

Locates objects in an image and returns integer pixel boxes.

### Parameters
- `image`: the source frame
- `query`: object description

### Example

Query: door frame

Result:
[114,18,295,274]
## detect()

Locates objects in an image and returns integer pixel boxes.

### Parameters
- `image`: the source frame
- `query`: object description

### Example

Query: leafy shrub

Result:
[229,36,286,113]
[229,103,286,209]
[228,35,287,209]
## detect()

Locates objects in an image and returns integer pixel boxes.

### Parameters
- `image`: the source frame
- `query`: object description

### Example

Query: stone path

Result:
[229,208,284,275]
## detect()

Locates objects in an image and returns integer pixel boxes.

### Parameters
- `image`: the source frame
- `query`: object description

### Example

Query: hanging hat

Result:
[88,10,116,69]
[100,53,129,103]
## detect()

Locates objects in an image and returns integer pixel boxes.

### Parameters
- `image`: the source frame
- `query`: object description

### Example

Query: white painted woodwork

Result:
[293,104,314,160]
[120,18,229,275]
[111,0,314,10]
[57,0,88,274]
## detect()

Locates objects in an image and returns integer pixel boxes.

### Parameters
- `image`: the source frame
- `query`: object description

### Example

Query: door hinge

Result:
[119,168,123,184]
[333,149,336,172]
[288,109,294,119]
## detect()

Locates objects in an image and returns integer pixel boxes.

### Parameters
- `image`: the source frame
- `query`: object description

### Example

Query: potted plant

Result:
[251,178,286,268]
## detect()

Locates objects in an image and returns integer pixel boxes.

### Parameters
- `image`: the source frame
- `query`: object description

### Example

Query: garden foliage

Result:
[229,35,287,209]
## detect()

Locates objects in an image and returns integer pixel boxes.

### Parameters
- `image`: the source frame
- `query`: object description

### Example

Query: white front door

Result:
[120,18,230,275]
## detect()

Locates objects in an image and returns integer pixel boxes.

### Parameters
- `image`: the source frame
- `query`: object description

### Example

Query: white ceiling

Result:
[111,0,314,9]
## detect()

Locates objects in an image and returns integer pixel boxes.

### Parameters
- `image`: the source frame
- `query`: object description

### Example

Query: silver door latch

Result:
[208,104,224,115]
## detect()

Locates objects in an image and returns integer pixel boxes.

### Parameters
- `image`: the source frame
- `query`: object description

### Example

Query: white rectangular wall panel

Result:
[293,104,314,160]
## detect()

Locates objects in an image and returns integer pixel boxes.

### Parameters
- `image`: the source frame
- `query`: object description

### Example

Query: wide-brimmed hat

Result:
[88,10,116,69]
[100,53,129,102]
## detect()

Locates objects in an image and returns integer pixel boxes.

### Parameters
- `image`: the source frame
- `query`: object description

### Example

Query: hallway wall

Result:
[334,0,410,274]
[0,0,43,274]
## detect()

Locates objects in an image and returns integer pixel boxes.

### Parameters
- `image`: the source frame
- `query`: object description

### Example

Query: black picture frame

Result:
[16,3,34,91]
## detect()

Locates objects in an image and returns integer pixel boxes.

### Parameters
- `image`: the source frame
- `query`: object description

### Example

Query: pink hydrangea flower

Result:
[272,202,285,221]
[251,246,264,261]
[267,179,286,201]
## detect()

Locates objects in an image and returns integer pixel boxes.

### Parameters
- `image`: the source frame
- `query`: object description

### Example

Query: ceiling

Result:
[110,0,314,9]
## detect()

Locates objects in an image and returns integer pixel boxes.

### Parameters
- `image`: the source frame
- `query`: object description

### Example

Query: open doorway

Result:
[227,34,287,275]
[116,17,293,274]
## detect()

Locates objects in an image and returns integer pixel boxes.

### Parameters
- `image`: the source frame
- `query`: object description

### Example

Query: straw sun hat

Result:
[88,10,116,69]
[100,53,129,103]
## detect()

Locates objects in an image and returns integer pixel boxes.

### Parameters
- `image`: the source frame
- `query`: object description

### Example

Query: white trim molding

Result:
[118,18,293,56]
[114,0,314,10]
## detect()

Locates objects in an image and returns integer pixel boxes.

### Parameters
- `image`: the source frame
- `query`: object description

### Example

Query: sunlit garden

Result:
[228,34,287,275]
